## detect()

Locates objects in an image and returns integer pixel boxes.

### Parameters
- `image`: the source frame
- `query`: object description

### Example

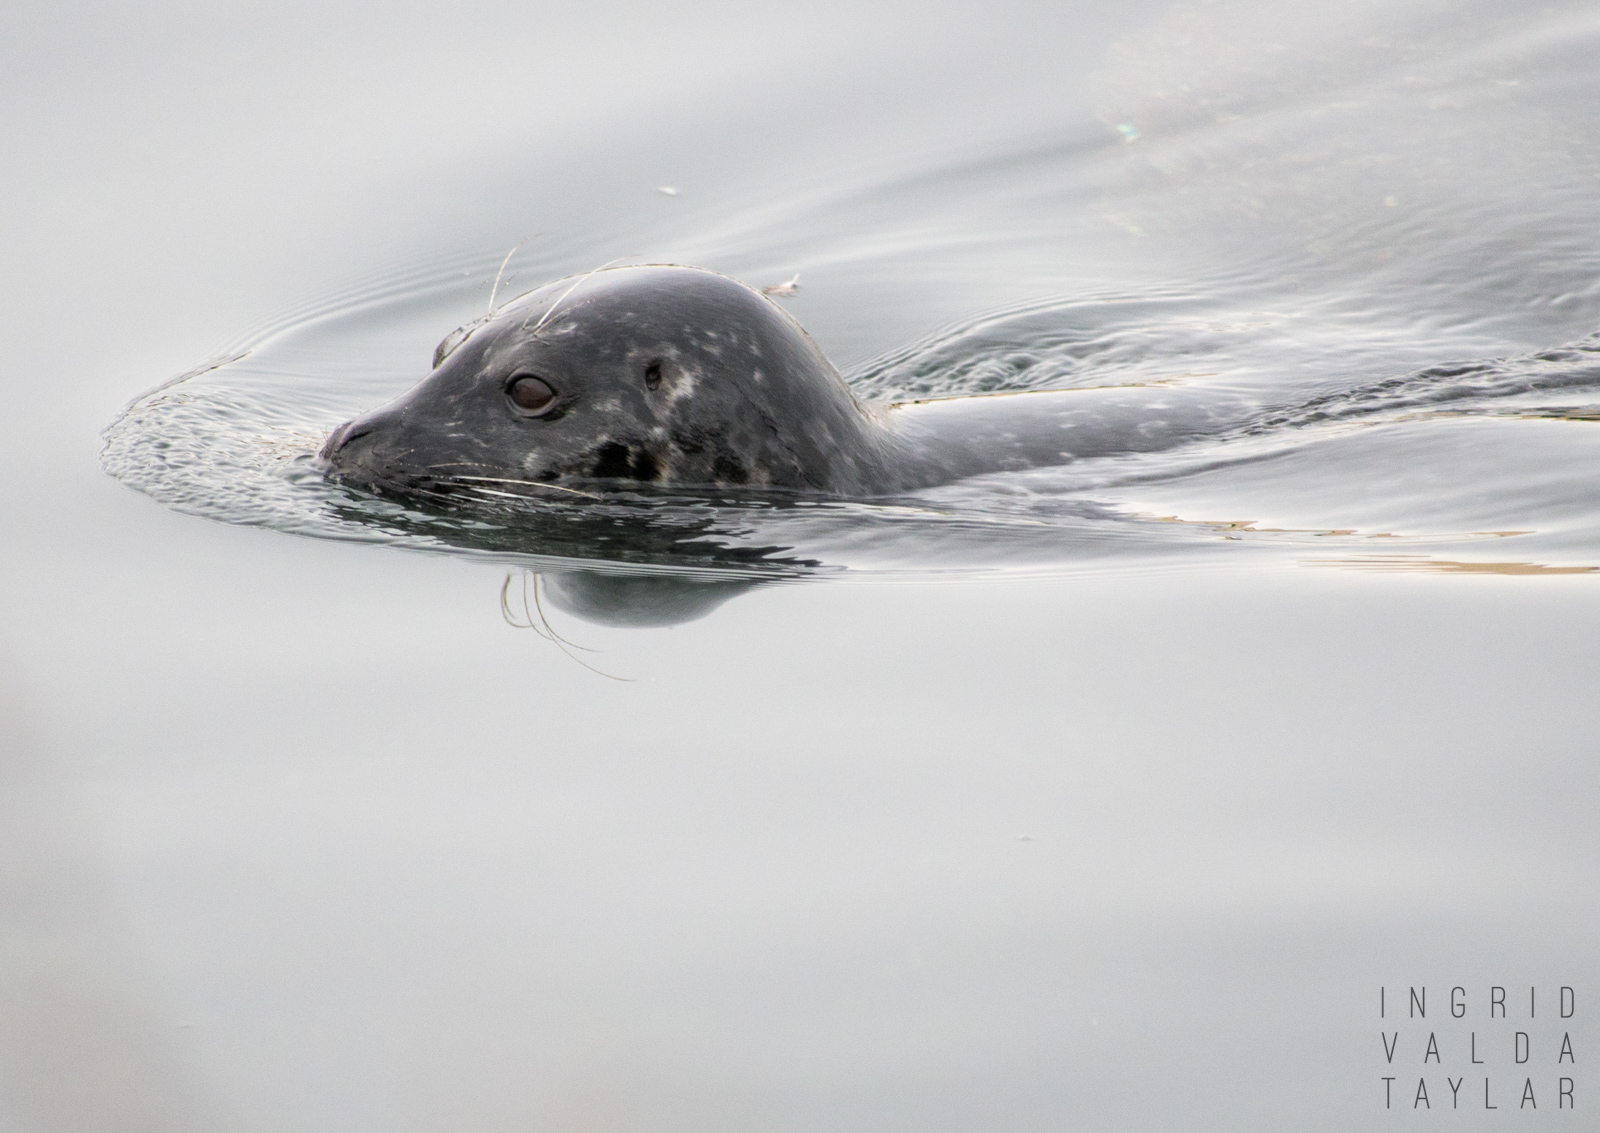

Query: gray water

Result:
[5,0,1600,1128]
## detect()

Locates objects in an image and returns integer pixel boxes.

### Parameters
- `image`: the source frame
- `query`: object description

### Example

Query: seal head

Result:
[321,265,907,497]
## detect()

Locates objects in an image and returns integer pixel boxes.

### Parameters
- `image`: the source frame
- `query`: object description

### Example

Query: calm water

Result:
[6,0,1600,1128]
[101,0,1600,604]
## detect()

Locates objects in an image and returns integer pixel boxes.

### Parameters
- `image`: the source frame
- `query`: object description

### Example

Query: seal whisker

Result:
[529,573,602,653]
[455,485,577,506]
[487,236,537,316]
[500,572,556,641]
[500,571,633,680]
[526,256,639,337]
[530,574,632,680]
[401,484,483,510]
[446,475,602,501]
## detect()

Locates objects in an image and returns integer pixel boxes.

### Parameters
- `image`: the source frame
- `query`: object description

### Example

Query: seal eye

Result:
[508,375,557,415]
[644,360,663,391]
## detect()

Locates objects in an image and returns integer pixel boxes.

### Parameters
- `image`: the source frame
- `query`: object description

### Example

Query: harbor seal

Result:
[320,264,1230,498]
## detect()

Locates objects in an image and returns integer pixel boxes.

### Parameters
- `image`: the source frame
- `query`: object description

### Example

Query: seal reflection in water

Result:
[321,264,1230,498]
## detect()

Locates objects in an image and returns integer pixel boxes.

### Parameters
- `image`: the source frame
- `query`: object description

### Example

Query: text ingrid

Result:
[1378,986,1576,1111]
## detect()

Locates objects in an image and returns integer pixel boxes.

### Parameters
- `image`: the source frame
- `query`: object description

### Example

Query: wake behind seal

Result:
[320,264,1231,500]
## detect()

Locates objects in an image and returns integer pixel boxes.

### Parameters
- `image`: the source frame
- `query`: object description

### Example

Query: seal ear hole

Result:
[644,360,663,391]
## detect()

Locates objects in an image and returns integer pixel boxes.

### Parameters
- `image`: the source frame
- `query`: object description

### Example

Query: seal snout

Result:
[319,420,368,461]
[319,416,388,482]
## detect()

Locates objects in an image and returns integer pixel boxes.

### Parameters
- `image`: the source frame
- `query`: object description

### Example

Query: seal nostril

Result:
[321,421,374,461]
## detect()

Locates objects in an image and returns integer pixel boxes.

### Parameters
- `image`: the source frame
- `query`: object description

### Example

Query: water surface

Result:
[6,0,1600,1129]
[102,0,1600,615]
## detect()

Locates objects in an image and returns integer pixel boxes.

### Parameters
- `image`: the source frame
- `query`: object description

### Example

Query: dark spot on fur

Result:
[644,360,662,391]
[630,448,660,481]
[593,442,632,478]
[712,453,748,483]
